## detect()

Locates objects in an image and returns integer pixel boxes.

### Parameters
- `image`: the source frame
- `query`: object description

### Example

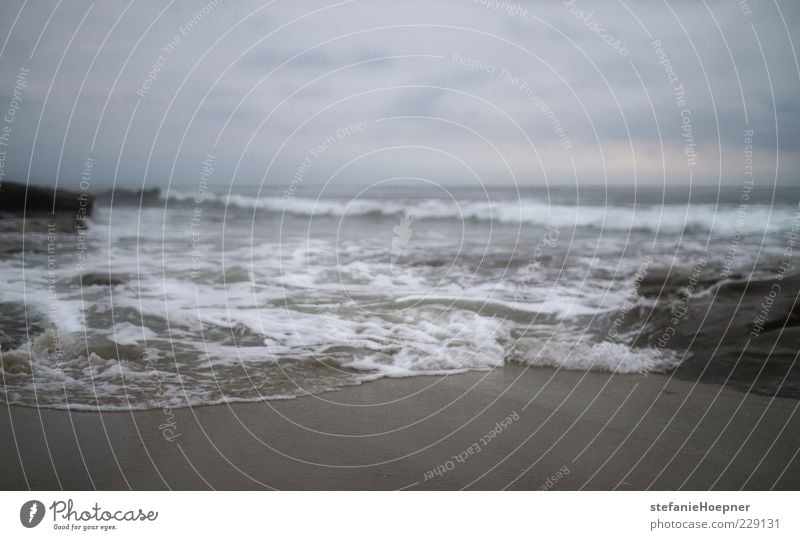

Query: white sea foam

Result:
[511,337,682,374]
[1,193,793,411]
[165,192,795,234]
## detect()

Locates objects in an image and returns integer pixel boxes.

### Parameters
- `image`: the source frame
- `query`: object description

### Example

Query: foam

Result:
[2,197,789,412]
[511,337,682,374]
[165,193,797,234]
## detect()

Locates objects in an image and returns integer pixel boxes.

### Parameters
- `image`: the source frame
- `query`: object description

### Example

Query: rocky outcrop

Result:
[0,181,94,216]
[80,273,128,286]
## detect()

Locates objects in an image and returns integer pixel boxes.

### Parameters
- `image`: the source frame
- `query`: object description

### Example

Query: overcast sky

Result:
[0,0,798,192]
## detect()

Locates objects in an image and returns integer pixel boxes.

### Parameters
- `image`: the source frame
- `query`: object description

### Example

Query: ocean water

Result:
[1,184,798,410]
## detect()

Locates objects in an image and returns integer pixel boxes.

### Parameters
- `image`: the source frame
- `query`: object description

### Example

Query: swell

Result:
[93,187,796,235]
[157,192,793,235]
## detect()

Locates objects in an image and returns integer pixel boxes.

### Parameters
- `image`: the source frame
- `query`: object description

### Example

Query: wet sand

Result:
[2,365,798,490]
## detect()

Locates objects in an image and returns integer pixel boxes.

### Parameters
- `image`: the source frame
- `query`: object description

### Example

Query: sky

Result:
[0,0,798,192]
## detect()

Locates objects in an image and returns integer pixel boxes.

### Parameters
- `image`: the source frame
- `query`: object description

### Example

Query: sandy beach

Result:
[2,365,798,490]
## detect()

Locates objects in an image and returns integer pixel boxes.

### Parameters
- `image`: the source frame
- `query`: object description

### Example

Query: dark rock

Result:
[0,181,94,216]
[637,267,721,298]
[669,272,800,399]
[80,273,128,286]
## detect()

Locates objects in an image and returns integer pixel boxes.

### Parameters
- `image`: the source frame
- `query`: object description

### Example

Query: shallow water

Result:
[1,184,798,409]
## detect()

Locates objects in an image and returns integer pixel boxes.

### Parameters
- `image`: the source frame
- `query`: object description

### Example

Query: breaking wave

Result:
[165,192,794,235]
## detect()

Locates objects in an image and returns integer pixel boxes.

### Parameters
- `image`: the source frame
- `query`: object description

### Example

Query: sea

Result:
[1,183,798,410]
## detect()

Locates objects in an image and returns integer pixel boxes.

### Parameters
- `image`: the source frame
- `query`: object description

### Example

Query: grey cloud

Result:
[0,0,797,190]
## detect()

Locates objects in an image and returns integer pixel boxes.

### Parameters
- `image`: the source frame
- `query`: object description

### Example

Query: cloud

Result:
[0,0,797,191]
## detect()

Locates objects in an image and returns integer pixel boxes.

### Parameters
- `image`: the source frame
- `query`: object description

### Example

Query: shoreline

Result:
[2,365,798,490]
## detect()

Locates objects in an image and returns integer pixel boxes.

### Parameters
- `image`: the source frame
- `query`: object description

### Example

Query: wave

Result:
[509,337,682,374]
[1,298,676,411]
[164,192,794,234]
